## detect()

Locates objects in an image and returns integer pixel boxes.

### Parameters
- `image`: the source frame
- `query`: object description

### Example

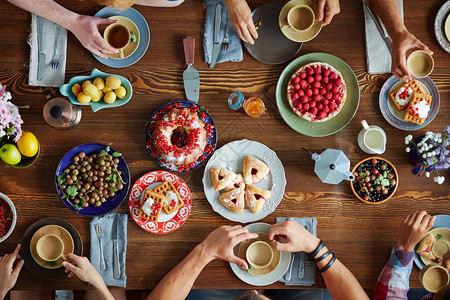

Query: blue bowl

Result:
[55,143,131,217]
[59,68,133,112]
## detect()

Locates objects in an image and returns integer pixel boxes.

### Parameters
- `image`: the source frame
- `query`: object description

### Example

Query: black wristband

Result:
[307,240,325,261]
[312,249,332,263]
[318,252,336,273]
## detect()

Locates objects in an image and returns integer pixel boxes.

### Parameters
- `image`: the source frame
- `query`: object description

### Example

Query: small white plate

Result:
[230,223,291,286]
[202,139,286,223]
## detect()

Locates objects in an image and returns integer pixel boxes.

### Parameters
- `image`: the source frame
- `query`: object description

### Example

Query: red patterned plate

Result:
[128,171,192,234]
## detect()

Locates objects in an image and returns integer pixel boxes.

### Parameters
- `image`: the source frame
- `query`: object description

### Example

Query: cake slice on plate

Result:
[224,174,245,192]
[219,186,245,214]
[139,189,165,221]
[243,156,270,185]
[211,167,237,191]
[388,79,423,111]
[403,93,432,125]
[244,185,271,214]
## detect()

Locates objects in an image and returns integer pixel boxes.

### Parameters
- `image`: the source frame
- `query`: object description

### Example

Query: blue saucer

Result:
[55,143,131,217]
[413,214,450,269]
[93,7,150,68]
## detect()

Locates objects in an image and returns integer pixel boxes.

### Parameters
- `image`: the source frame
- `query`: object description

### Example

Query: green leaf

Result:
[383,171,388,178]
[57,173,66,185]
[199,106,206,112]
[374,178,381,185]
[111,187,117,193]
[47,260,58,267]
[105,146,110,152]
[436,234,442,240]
[130,32,137,42]
[61,194,68,200]
[381,179,390,187]
[112,152,122,157]
[66,186,78,197]
[99,150,107,157]
[112,173,118,183]
[360,173,366,178]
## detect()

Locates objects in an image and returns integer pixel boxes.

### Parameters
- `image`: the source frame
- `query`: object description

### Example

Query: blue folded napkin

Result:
[203,0,243,64]
[276,217,317,286]
[90,213,127,287]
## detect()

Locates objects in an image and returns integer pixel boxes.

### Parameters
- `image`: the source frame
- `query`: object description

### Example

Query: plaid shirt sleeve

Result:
[374,246,414,300]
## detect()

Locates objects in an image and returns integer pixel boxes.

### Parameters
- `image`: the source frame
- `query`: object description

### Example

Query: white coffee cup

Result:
[357,120,387,155]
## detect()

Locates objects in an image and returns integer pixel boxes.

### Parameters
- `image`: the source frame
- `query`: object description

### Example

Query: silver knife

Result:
[111,215,120,279]
[209,3,223,69]
[37,16,46,81]
[183,37,200,103]
[366,6,392,52]
[298,223,307,279]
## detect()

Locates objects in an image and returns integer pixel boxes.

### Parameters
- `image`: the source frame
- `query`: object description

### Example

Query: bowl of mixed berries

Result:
[0,192,16,243]
[351,157,398,204]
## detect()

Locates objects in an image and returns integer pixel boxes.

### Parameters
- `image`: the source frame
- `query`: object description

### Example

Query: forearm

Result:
[93,281,115,300]
[315,247,368,300]
[6,0,79,31]
[146,244,213,300]
[368,0,407,38]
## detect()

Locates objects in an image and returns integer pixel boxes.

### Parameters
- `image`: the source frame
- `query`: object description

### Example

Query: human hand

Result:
[391,30,433,82]
[268,220,320,253]
[200,225,258,269]
[0,244,24,299]
[62,253,105,288]
[224,0,258,44]
[396,211,435,252]
[442,251,450,272]
[315,0,340,26]
[68,15,119,59]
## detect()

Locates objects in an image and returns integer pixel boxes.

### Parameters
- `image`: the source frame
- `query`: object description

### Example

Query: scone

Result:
[224,174,245,192]
[152,180,184,215]
[243,156,270,185]
[244,185,271,214]
[403,93,432,125]
[388,79,423,111]
[211,167,237,191]
[219,186,245,214]
[417,233,436,260]
[139,189,165,221]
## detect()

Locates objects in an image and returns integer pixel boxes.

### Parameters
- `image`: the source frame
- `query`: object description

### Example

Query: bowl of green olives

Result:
[55,143,130,216]
[350,157,398,204]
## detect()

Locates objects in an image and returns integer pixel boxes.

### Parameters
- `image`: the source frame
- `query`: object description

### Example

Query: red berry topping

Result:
[309,107,318,116]
[299,90,305,97]
[323,69,331,76]
[320,88,327,95]
[315,67,322,74]
[435,258,442,263]
[309,101,316,108]
[322,76,329,84]
[313,95,321,101]
[301,95,309,103]
[329,72,337,79]
[329,102,337,110]
[335,78,342,86]
[325,83,333,90]
[315,74,322,82]
[295,102,302,110]
[294,83,300,90]
[322,105,329,112]
[306,67,314,75]
[300,80,307,87]
[306,89,313,96]
[313,81,321,88]
[364,195,369,201]
[313,88,319,95]
[293,77,300,84]
[300,72,307,79]
[318,111,327,119]
[303,103,310,111]
[332,93,341,100]
[322,99,329,105]
[292,92,299,100]
[316,103,323,110]
[307,76,314,83]
[325,92,332,100]
[332,86,340,93]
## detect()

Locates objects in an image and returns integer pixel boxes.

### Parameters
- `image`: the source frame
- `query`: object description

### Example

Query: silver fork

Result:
[51,24,61,69]
[95,225,106,270]
[221,20,230,52]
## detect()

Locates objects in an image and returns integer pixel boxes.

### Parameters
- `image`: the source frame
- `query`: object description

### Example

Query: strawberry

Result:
[322,76,329,84]
[300,72,307,79]
[326,83,333,90]
[330,72,337,79]
[292,92,299,100]
[306,89,313,96]
[318,111,327,119]
[299,90,305,97]
[333,93,341,100]
[309,101,316,108]
[335,78,342,86]
[323,69,331,76]
[309,107,318,116]
[332,86,339,93]
[307,76,314,83]
[313,88,319,95]
[313,95,321,101]
[293,77,300,84]
[301,95,309,103]
[320,88,327,95]
[300,80,307,87]
[303,103,310,111]
[294,83,300,90]
[325,92,332,100]
[316,103,323,110]
[313,81,321,88]
[315,74,322,82]
[322,99,329,105]
[306,67,314,75]
[315,67,322,74]
[295,102,302,110]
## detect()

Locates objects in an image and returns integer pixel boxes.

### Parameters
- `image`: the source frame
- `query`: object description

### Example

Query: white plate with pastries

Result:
[414,214,450,269]
[202,139,286,223]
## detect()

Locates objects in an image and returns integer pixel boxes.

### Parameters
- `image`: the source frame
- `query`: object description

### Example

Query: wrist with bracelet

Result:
[307,240,336,273]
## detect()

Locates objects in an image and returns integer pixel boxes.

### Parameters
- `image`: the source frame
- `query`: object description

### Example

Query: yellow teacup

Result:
[281,4,315,32]
[246,241,274,269]
[406,50,434,78]
[103,23,130,59]
[36,234,65,262]
[419,264,449,293]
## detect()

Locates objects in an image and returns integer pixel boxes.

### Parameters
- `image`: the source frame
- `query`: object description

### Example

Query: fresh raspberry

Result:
[309,101,316,108]
[295,102,302,110]
[318,111,326,119]
[332,86,340,94]
[315,74,322,82]
[306,89,313,96]
[315,67,322,74]
[316,103,323,110]
[325,83,333,90]
[322,99,329,105]
[320,88,327,95]
[323,69,331,76]
[299,90,305,97]
[301,95,309,103]
[329,72,337,79]
[364,195,369,201]
[329,102,337,110]
[303,103,310,111]
[335,78,342,86]
[313,81,321,88]
[294,84,300,90]
[332,93,341,100]
[306,67,314,75]
[293,77,300,84]
[322,105,329,112]
[372,159,378,165]
[307,76,314,84]
[300,80,307,87]
[322,76,329,84]
[300,72,307,79]
[292,92,299,100]
[325,92,332,100]
[313,95,321,101]
[313,88,319,95]
[309,107,318,116]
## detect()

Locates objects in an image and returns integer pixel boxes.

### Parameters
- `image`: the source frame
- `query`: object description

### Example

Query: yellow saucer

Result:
[238,232,281,276]
[420,227,450,265]
[279,0,322,43]
[30,225,74,269]
[100,16,140,60]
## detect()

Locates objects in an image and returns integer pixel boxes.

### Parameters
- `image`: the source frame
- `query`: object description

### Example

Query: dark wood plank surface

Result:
[0,0,449,295]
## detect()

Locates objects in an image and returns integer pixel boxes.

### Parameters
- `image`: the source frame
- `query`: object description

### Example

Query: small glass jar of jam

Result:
[228,91,266,118]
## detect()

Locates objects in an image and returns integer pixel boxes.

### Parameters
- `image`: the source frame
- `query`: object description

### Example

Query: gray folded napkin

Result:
[363,0,403,74]
[90,213,127,287]
[203,0,243,64]
[276,217,317,286]
[29,14,67,87]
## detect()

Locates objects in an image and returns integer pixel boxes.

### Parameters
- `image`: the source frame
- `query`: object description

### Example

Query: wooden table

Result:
[0,0,448,297]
